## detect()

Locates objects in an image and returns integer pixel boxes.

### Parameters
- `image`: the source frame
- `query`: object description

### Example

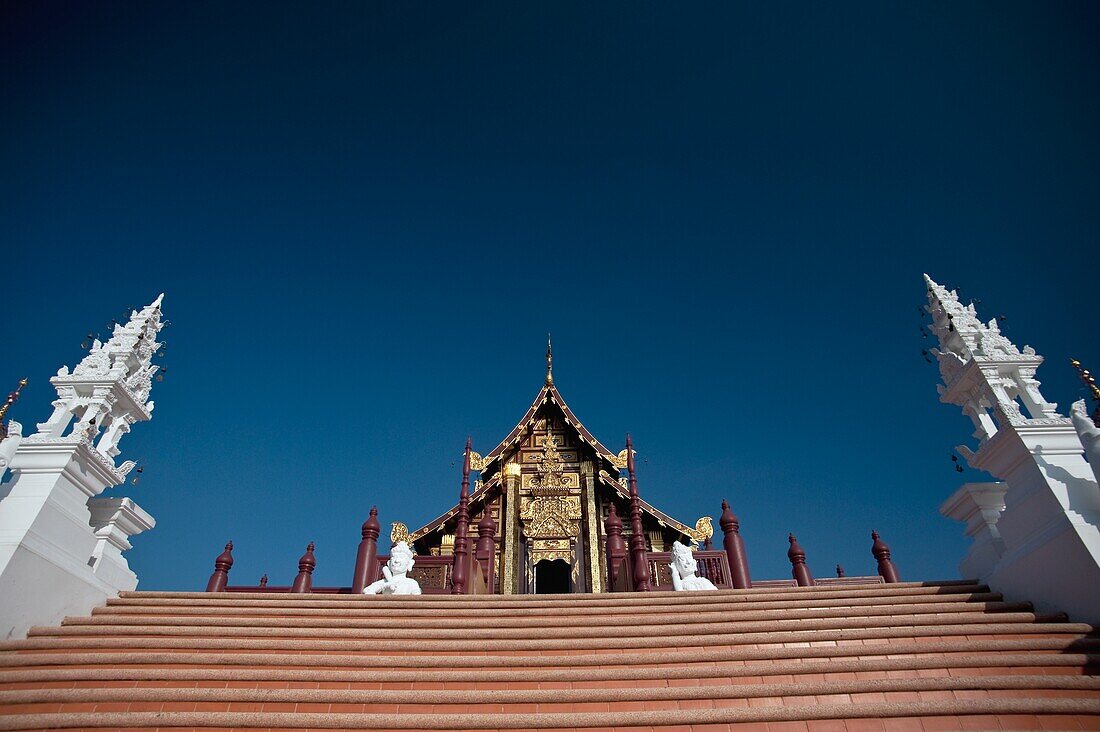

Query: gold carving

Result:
[610,449,631,470]
[686,516,714,543]
[532,550,572,564]
[469,451,487,472]
[390,522,409,545]
[531,432,568,489]
[520,494,582,538]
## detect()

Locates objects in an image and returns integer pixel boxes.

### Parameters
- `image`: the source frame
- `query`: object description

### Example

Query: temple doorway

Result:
[534,559,571,594]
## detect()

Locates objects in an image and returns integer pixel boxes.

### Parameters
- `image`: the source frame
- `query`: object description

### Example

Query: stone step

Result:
[6,623,1091,656]
[1,674,1098,708]
[0,654,1095,690]
[102,588,999,616]
[28,610,1072,643]
[112,581,987,607]
[72,600,1031,630]
[0,696,1097,730]
[3,637,1097,672]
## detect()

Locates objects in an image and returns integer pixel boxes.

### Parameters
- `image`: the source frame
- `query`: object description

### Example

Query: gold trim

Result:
[584,466,602,593]
[390,522,409,545]
[686,516,714,543]
[501,468,520,594]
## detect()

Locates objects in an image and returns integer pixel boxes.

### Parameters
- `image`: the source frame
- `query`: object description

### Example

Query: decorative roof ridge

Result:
[481,382,618,467]
[408,474,501,542]
[597,470,696,537]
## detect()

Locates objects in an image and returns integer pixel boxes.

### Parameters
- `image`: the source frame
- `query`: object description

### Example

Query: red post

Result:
[205,541,233,592]
[351,506,381,593]
[291,542,316,593]
[625,435,651,592]
[719,500,751,589]
[871,530,900,583]
[604,503,627,590]
[475,506,497,593]
[787,533,814,587]
[451,437,472,594]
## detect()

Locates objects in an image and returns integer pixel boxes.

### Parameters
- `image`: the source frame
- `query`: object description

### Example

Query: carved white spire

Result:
[27,294,167,481]
[924,275,1062,457]
[926,275,1100,623]
[0,295,166,638]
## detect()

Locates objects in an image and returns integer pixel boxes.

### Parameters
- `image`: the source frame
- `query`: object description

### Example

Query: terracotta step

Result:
[2,673,1099,708]
[5,625,1092,659]
[4,582,1097,731]
[101,589,1000,617]
[70,601,1032,632]
[3,637,1097,672]
[28,609,1072,641]
[111,581,987,607]
[0,654,1096,692]
[0,697,1098,730]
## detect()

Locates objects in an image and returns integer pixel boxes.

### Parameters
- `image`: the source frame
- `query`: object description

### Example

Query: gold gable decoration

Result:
[390,522,409,545]
[610,448,632,470]
[520,494,582,538]
[686,516,714,544]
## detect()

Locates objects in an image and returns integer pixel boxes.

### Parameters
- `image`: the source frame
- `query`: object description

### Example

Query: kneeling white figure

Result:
[363,541,422,595]
[669,541,717,591]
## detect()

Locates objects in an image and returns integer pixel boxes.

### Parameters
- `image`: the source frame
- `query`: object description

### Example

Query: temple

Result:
[2,279,1100,730]
[400,340,715,595]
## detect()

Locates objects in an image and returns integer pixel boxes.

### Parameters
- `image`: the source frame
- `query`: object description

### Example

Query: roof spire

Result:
[545,333,553,385]
[1071,358,1100,427]
[0,378,28,439]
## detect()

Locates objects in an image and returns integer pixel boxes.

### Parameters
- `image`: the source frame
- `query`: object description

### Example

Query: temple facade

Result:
[399,348,714,595]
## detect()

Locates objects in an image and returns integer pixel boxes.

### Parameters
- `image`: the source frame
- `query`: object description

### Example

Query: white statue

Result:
[669,541,716,591]
[1071,399,1100,485]
[363,541,422,595]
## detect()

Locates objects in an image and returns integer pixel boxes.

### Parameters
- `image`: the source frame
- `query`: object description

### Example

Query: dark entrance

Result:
[534,559,571,594]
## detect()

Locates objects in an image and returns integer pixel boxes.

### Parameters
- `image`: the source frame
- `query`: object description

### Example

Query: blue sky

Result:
[2,2,1097,590]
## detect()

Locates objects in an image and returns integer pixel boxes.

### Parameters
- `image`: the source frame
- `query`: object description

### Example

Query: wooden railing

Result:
[646,550,733,590]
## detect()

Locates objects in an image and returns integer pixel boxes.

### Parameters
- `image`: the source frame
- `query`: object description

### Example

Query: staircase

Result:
[2,580,1099,730]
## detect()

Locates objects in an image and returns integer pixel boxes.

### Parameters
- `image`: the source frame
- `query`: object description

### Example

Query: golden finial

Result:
[1071,359,1100,424]
[545,333,553,385]
[0,378,28,439]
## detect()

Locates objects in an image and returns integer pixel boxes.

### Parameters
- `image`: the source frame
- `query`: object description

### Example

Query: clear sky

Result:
[2,2,1097,590]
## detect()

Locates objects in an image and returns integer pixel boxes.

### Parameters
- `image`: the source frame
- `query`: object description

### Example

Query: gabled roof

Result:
[408,475,499,543]
[479,380,621,471]
[408,375,710,545]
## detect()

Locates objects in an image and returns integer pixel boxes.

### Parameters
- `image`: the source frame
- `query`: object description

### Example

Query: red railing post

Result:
[451,437,472,594]
[352,506,381,593]
[205,541,233,592]
[475,507,497,593]
[604,503,627,590]
[787,533,814,587]
[871,530,901,583]
[719,500,751,589]
[291,542,316,593]
[625,434,651,592]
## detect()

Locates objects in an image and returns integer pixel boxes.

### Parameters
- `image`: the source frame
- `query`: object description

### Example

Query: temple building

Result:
[1,277,1099,730]
[400,343,713,595]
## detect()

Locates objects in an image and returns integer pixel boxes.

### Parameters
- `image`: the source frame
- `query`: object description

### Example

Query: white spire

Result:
[923,274,1027,364]
[922,274,1061,441]
[0,297,166,635]
[925,276,1100,623]
[27,294,168,477]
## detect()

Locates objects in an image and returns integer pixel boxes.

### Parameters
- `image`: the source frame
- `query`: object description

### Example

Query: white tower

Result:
[926,275,1100,621]
[0,296,164,639]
